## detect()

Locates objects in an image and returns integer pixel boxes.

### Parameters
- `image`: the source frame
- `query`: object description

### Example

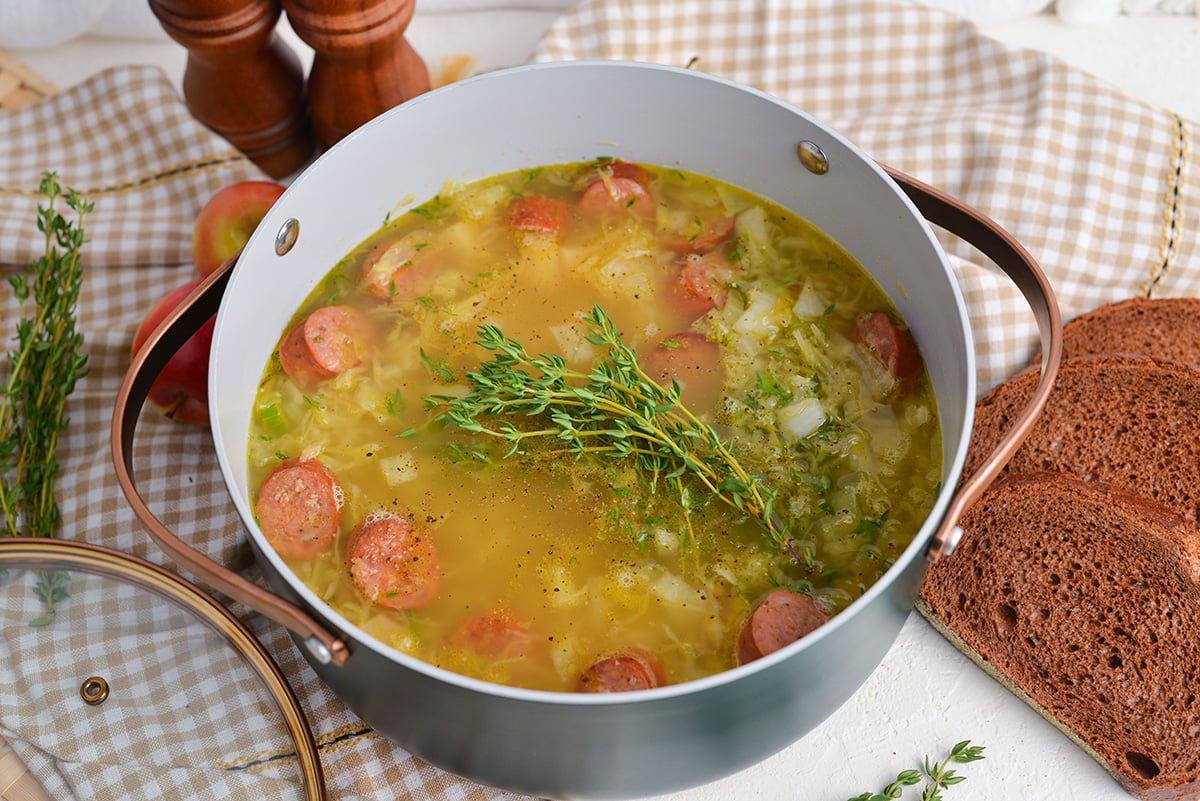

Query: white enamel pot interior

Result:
[209,61,975,800]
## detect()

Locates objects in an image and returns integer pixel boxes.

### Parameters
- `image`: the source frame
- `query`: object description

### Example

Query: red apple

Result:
[132,277,214,426]
[192,180,286,276]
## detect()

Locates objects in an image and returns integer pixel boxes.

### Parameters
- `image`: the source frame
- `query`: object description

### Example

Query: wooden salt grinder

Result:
[149,0,315,178]
[283,0,431,150]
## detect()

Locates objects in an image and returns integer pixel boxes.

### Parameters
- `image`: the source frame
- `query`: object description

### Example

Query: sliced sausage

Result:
[641,332,724,411]
[606,160,650,188]
[666,251,733,320]
[278,305,371,391]
[735,589,828,665]
[854,311,922,396]
[254,458,341,560]
[579,176,656,218]
[360,236,435,300]
[579,159,650,190]
[662,214,735,255]
[346,514,440,610]
[507,196,570,238]
[448,611,534,660]
[576,650,664,693]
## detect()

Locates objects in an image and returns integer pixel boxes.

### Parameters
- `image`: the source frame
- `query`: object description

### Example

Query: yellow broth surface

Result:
[247,161,942,691]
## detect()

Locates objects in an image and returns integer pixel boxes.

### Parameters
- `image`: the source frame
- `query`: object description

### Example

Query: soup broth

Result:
[247,160,941,692]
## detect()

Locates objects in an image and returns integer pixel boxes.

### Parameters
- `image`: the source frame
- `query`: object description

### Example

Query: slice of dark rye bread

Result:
[959,354,1200,570]
[1031,297,1200,368]
[917,473,1200,800]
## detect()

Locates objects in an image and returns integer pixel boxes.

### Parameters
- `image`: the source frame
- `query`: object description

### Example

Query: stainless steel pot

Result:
[114,60,1062,800]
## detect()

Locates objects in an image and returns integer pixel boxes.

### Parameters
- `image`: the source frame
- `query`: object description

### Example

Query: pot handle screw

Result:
[276,218,300,256]
[796,140,829,175]
[305,637,334,665]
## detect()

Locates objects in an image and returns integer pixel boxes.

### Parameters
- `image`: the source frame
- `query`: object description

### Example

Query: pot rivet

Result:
[305,636,333,665]
[275,218,300,256]
[80,676,110,705]
[930,525,965,561]
[796,140,829,175]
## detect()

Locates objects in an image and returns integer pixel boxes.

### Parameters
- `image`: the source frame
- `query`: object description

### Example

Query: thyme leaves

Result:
[425,305,797,558]
[847,740,986,801]
[0,172,92,624]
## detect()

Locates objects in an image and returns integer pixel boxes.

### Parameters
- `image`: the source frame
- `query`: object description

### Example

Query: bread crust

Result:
[1031,297,1200,369]
[964,354,1200,577]
[920,473,1200,799]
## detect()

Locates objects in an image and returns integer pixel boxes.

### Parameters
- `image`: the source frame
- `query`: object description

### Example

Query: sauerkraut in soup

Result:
[247,160,941,692]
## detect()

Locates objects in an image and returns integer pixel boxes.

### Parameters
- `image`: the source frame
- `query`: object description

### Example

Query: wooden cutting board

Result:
[0,50,55,111]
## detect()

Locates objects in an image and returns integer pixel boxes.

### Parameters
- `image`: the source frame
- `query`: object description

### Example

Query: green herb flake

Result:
[412,195,450,221]
[322,272,351,304]
[754,370,792,404]
[257,403,287,435]
[856,509,890,536]
[420,349,457,383]
[385,389,405,418]
[725,234,748,264]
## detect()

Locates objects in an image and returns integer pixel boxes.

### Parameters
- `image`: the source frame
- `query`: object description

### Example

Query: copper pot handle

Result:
[111,255,350,667]
[883,165,1063,561]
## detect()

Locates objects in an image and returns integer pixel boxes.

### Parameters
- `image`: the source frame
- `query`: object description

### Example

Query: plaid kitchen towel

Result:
[534,0,1194,392]
[0,64,264,269]
[0,0,1194,799]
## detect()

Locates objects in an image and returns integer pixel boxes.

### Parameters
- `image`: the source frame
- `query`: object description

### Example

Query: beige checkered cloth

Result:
[0,0,1193,797]
[535,0,1193,393]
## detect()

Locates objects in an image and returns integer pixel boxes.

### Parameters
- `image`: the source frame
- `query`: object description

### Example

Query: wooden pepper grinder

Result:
[149,0,316,178]
[282,0,430,150]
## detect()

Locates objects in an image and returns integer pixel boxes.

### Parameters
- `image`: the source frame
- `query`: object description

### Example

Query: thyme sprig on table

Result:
[0,172,92,625]
[426,305,800,559]
[848,740,986,801]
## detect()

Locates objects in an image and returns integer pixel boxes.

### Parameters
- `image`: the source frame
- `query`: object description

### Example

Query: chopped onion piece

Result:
[778,397,827,441]
[650,573,697,605]
[791,282,828,319]
[548,321,597,365]
[379,452,418,486]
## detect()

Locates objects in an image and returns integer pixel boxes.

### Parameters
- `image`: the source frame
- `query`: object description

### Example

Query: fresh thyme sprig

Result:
[426,305,800,558]
[0,172,92,624]
[28,569,70,628]
[848,740,986,801]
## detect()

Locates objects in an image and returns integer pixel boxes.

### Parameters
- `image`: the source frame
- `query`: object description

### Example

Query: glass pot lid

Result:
[0,537,325,801]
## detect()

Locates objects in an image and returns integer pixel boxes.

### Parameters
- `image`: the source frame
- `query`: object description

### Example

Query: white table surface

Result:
[11,7,1199,801]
